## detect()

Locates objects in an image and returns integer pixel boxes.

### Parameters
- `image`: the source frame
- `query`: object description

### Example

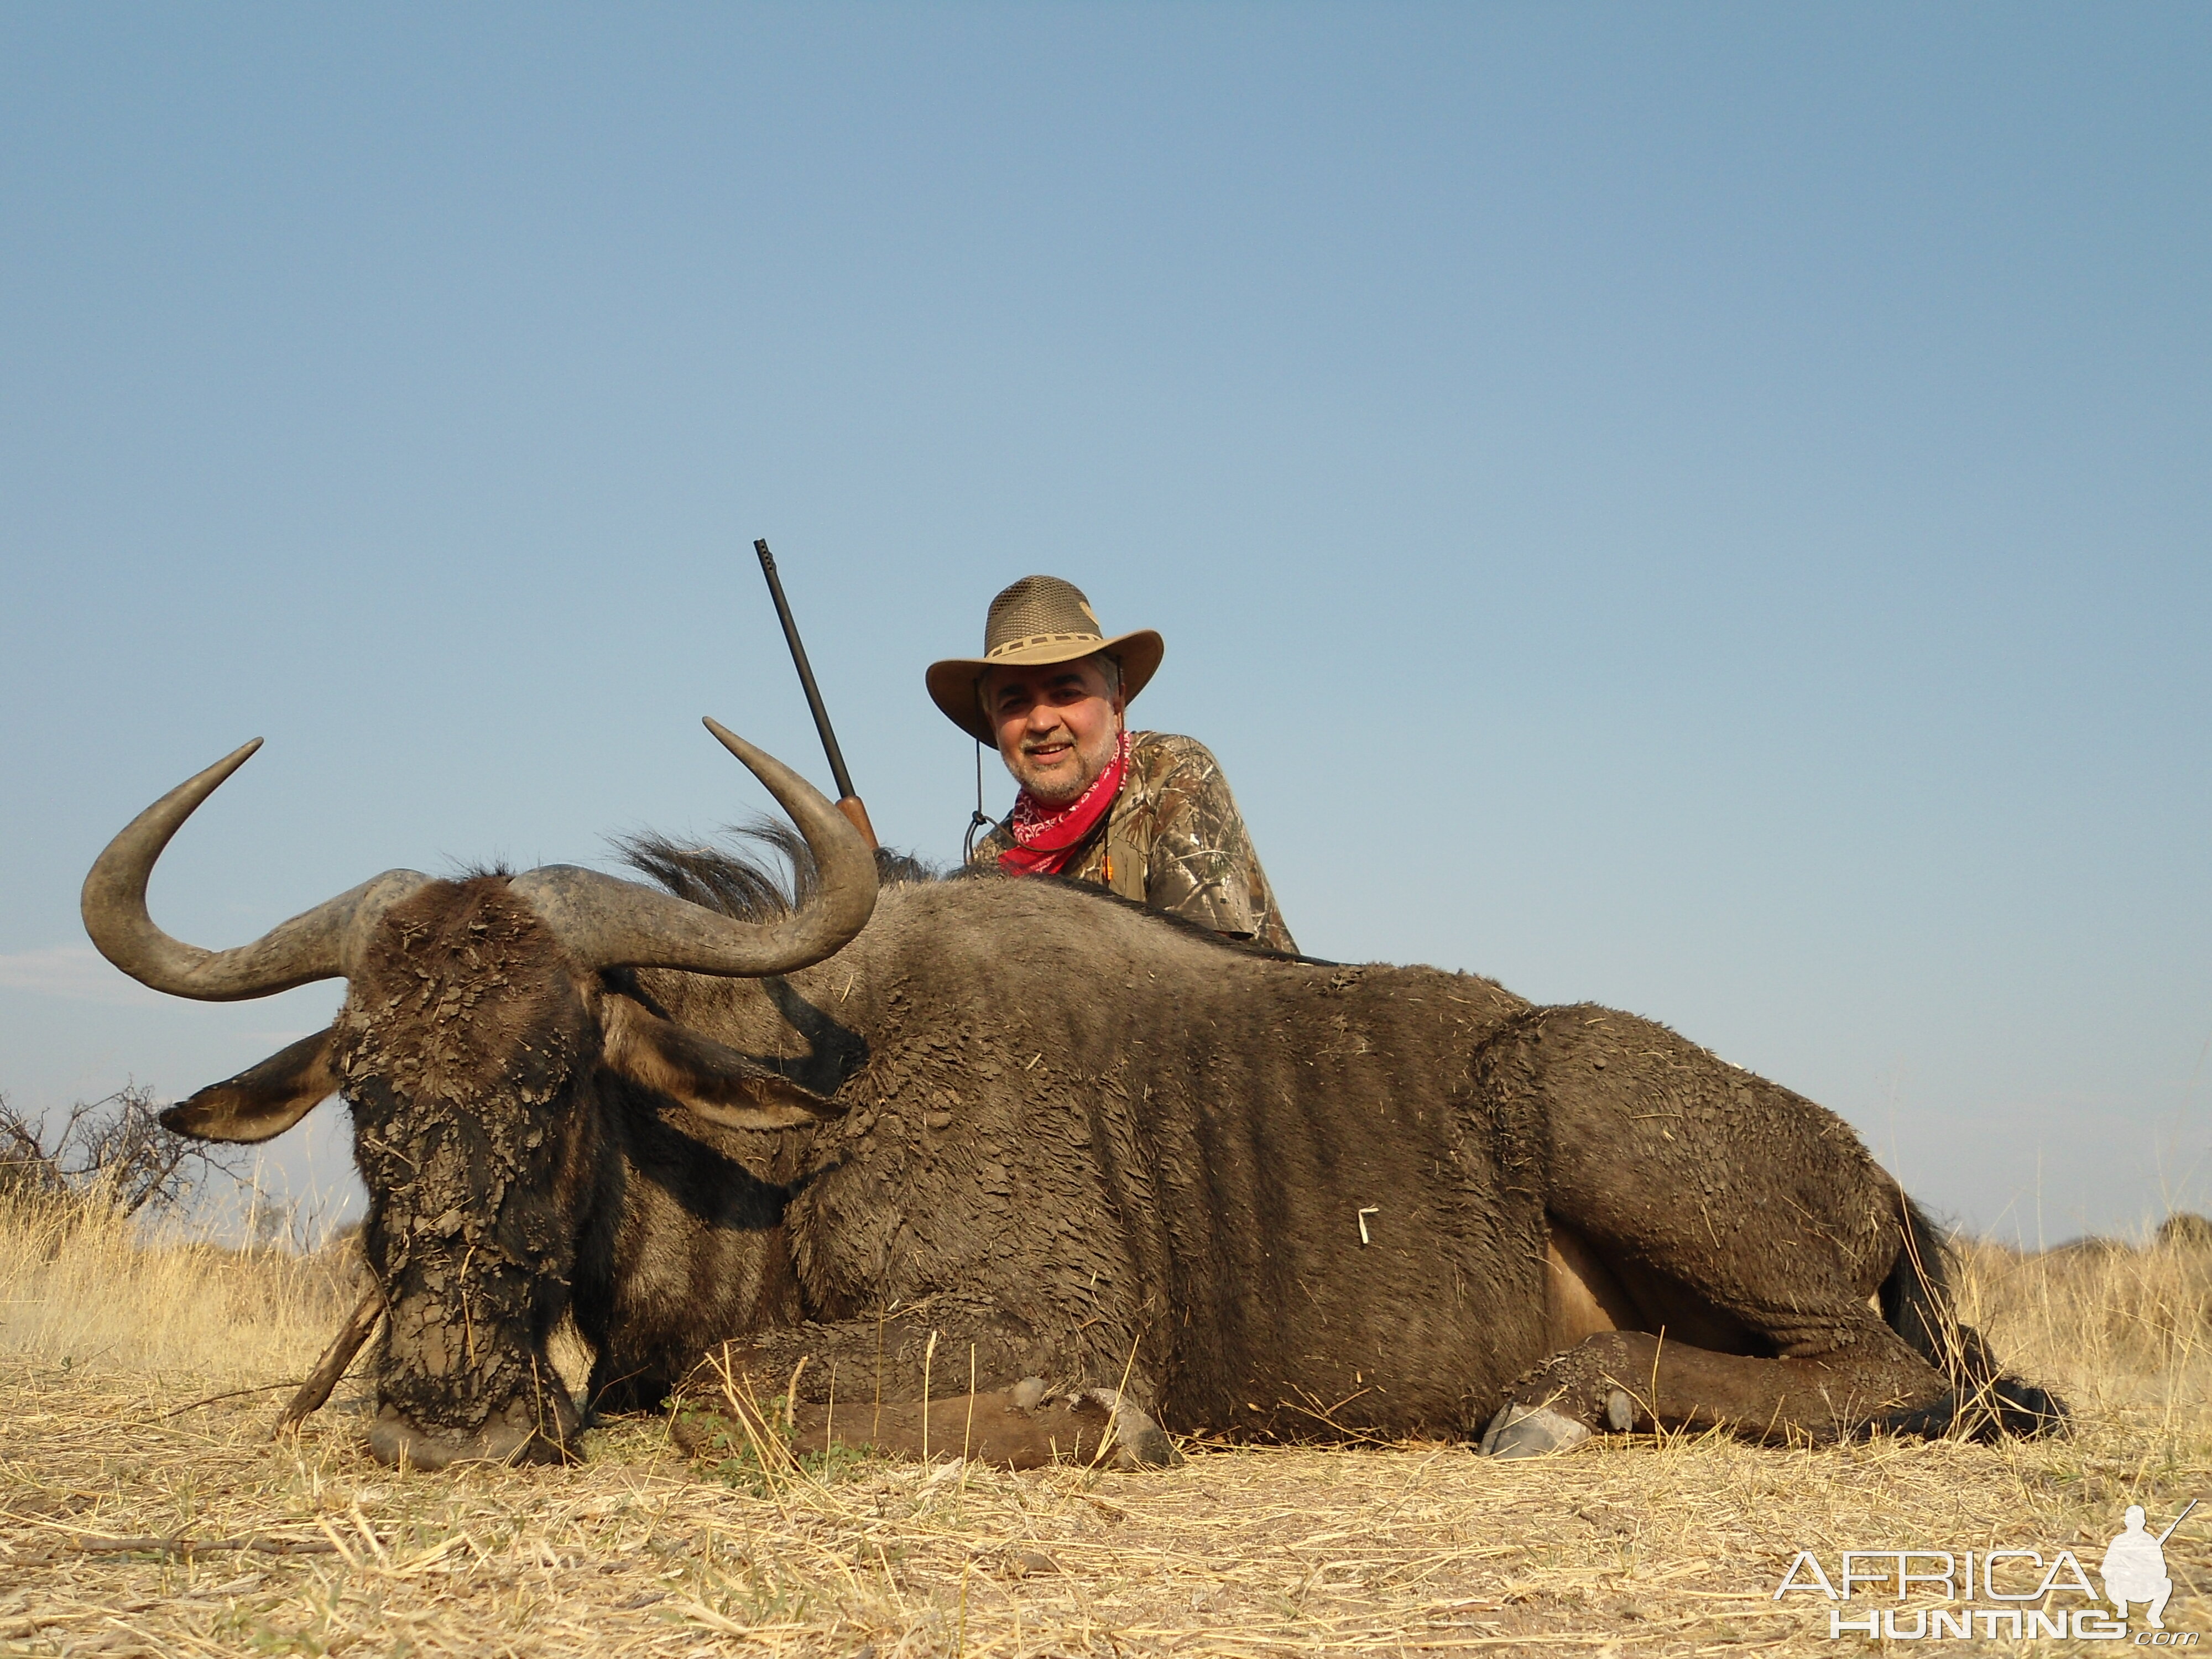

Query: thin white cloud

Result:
[0,945,166,1006]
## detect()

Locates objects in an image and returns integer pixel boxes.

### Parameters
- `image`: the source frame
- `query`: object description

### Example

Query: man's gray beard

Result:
[1019,770,1088,808]
[1014,742,1113,807]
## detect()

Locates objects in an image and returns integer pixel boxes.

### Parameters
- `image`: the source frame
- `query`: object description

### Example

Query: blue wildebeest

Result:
[85,723,2060,1468]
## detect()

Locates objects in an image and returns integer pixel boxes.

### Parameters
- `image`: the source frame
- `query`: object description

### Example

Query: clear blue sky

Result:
[3,5,2205,1243]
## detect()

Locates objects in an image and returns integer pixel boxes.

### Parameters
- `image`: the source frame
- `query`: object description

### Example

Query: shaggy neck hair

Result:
[620,819,1298,964]
[618,820,940,922]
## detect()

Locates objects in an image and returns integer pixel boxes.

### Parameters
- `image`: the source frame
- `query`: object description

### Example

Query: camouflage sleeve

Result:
[1128,735,1298,954]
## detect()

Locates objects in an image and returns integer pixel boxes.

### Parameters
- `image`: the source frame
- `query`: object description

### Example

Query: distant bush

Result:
[0,1083,243,1220]
[2157,1211,2212,1251]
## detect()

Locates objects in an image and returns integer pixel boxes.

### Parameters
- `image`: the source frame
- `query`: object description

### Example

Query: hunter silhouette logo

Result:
[1773,1500,2197,1642]
[2104,1501,2192,1630]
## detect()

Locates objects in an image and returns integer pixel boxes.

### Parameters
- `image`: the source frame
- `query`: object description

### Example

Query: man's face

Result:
[985,655,1125,807]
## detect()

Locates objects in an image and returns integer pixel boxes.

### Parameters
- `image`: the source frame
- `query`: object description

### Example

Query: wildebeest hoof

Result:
[1479,1403,1592,1459]
[1984,1376,2069,1440]
[1604,1387,1636,1432]
[1075,1387,1184,1469]
[366,1402,573,1470]
[1010,1376,1048,1412]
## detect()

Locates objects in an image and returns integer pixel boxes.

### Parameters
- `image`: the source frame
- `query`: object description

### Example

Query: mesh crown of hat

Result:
[985,576,1104,653]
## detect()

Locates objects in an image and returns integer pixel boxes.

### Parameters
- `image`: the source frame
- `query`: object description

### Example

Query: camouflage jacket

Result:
[969,731,1298,954]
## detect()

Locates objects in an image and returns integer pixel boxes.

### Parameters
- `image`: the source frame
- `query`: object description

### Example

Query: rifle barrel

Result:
[754,539,857,801]
[2157,1498,2198,1546]
[753,539,877,848]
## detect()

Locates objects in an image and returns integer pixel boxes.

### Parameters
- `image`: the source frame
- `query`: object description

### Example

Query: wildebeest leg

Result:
[792,1381,1175,1469]
[668,1295,1181,1470]
[1519,1008,1913,1352]
[1474,1006,2004,1453]
[676,1368,1178,1471]
[1480,1321,1952,1457]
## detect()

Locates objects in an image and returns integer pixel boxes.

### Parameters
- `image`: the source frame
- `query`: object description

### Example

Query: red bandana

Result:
[998,731,1133,878]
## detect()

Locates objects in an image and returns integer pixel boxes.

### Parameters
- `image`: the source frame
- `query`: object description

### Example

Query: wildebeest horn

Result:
[504,718,878,976]
[81,739,432,1001]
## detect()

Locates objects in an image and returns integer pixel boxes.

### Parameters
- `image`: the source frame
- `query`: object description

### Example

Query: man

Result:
[928,575,1298,953]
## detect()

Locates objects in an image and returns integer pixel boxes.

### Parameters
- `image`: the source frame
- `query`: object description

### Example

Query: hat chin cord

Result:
[963,740,995,864]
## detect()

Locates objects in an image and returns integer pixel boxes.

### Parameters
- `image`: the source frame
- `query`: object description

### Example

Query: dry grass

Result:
[0,1192,359,1386]
[5,1203,2211,1656]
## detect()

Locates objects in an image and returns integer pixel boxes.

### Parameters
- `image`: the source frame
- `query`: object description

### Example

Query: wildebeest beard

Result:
[335,878,598,1464]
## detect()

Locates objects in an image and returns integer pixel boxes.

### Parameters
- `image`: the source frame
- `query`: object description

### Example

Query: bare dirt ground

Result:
[4,1197,2209,1657]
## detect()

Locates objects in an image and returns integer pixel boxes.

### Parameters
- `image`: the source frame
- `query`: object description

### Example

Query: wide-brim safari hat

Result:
[927,575,1165,744]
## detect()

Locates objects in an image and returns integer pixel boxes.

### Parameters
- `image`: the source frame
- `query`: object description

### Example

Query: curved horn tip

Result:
[702,718,776,769]
[156,737,268,806]
[701,715,742,748]
[217,735,266,768]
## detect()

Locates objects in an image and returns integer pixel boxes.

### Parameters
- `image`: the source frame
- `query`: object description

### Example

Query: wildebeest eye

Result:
[160,1029,339,1144]
[600,997,846,1133]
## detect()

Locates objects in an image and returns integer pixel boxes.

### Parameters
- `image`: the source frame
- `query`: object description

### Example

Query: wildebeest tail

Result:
[1880,1191,2067,1438]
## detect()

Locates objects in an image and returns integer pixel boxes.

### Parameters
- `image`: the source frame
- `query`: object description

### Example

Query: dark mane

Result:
[618,826,1312,962]
[618,820,940,922]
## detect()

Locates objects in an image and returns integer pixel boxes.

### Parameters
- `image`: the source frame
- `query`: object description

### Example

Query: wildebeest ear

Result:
[159,1030,338,1144]
[602,1000,846,1132]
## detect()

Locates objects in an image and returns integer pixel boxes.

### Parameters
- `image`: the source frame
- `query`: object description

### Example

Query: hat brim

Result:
[927,629,1164,744]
